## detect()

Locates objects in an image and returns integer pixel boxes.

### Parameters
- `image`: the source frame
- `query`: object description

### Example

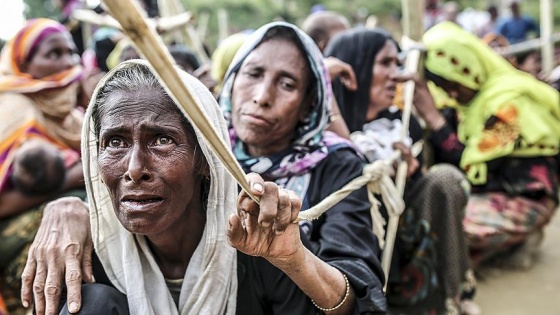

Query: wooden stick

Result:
[159,0,211,64]
[197,11,210,42]
[71,9,193,34]
[381,0,425,289]
[540,0,553,75]
[101,0,258,202]
[501,33,560,56]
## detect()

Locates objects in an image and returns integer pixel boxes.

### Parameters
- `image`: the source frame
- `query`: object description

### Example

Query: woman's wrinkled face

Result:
[368,40,399,121]
[231,37,311,157]
[97,88,204,236]
[23,32,79,79]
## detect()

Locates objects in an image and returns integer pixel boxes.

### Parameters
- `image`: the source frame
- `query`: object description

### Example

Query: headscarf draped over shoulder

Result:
[220,22,351,181]
[0,19,83,192]
[424,22,560,185]
[83,60,237,314]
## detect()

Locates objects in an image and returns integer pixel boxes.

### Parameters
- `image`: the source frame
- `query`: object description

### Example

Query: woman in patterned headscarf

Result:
[220,21,387,313]
[410,22,560,268]
[0,18,86,313]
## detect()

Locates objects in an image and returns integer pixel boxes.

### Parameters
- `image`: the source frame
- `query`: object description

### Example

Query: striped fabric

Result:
[0,18,83,93]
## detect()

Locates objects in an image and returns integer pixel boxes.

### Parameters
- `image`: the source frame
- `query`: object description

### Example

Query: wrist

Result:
[426,112,446,131]
[266,244,307,271]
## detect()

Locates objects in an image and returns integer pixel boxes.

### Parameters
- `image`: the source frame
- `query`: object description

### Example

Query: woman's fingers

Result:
[393,142,419,177]
[65,251,84,313]
[32,249,48,315]
[226,213,244,249]
[287,190,302,223]
[20,255,37,309]
[272,188,292,234]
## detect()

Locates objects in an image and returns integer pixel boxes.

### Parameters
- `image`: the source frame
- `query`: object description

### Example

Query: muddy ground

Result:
[474,212,560,314]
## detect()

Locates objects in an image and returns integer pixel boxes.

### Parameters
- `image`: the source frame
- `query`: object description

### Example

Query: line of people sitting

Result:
[0,6,559,315]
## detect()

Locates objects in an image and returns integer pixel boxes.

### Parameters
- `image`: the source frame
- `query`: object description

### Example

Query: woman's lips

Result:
[242,113,271,126]
[121,195,164,211]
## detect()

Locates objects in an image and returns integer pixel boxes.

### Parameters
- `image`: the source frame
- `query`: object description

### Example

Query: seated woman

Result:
[325,28,475,314]
[0,18,86,313]
[22,33,386,312]
[221,21,386,313]
[408,22,560,268]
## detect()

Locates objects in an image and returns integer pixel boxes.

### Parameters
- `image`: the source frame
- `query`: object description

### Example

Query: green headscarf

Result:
[424,22,560,185]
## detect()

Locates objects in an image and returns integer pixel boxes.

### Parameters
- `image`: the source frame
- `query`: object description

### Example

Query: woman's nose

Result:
[124,146,154,183]
[252,81,273,107]
[62,53,77,70]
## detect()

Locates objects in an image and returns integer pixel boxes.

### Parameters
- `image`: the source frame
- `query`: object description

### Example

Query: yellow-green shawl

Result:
[424,22,560,185]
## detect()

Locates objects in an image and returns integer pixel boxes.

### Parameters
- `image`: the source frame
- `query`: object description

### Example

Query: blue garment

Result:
[497,16,539,44]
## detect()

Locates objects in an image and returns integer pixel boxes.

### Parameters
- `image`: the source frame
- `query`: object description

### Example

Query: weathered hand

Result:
[21,197,92,315]
[324,57,358,91]
[227,173,303,264]
[393,142,420,177]
[391,72,446,130]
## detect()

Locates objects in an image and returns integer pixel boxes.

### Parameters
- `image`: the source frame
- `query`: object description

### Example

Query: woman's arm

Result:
[392,73,466,166]
[228,173,358,315]
[20,197,93,315]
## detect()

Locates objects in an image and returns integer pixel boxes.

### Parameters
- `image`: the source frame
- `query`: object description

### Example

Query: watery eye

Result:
[108,138,124,148]
[156,136,173,145]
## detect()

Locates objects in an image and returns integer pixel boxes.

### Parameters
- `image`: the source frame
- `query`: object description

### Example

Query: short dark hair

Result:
[11,146,66,195]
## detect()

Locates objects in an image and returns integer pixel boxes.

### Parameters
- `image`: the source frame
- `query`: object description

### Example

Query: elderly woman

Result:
[0,18,86,313]
[409,22,560,268]
[325,28,475,314]
[22,23,386,314]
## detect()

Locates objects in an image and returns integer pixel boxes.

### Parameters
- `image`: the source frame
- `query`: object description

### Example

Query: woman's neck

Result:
[146,203,206,279]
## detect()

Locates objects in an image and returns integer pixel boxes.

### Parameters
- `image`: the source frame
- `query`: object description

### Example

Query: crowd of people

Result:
[0,0,559,314]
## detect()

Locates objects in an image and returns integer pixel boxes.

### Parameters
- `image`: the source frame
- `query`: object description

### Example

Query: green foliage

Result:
[22,0,59,19]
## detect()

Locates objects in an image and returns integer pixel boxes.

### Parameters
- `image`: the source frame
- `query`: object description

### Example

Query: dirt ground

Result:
[474,212,560,314]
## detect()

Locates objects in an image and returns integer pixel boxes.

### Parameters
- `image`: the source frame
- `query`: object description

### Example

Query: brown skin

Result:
[367,41,419,176]
[229,174,356,314]
[231,38,311,157]
[21,32,79,79]
[367,41,399,122]
[97,89,207,279]
[324,57,356,139]
[392,72,449,131]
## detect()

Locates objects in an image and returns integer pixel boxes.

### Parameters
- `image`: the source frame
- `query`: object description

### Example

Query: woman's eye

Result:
[155,136,174,145]
[47,50,62,59]
[280,80,296,90]
[108,137,125,148]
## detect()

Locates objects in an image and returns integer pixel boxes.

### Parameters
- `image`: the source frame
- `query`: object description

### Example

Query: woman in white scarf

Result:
[81,59,238,314]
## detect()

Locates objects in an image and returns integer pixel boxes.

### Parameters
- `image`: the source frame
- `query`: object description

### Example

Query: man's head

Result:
[301,11,350,52]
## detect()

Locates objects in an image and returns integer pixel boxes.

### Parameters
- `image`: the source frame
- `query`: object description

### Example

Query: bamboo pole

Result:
[218,9,229,42]
[540,0,553,75]
[101,0,258,202]
[381,0,425,289]
[501,33,560,56]
[197,11,210,42]
[71,9,193,34]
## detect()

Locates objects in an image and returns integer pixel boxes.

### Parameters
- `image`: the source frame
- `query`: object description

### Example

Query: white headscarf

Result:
[81,60,238,314]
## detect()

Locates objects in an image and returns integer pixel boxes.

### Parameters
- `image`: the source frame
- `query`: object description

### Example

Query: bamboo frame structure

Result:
[158,0,211,64]
[71,9,193,34]
[101,0,258,201]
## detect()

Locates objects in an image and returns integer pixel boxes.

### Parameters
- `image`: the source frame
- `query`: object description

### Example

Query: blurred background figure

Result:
[498,0,539,44]
[477,5,500,38]
[302,11,350,52]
